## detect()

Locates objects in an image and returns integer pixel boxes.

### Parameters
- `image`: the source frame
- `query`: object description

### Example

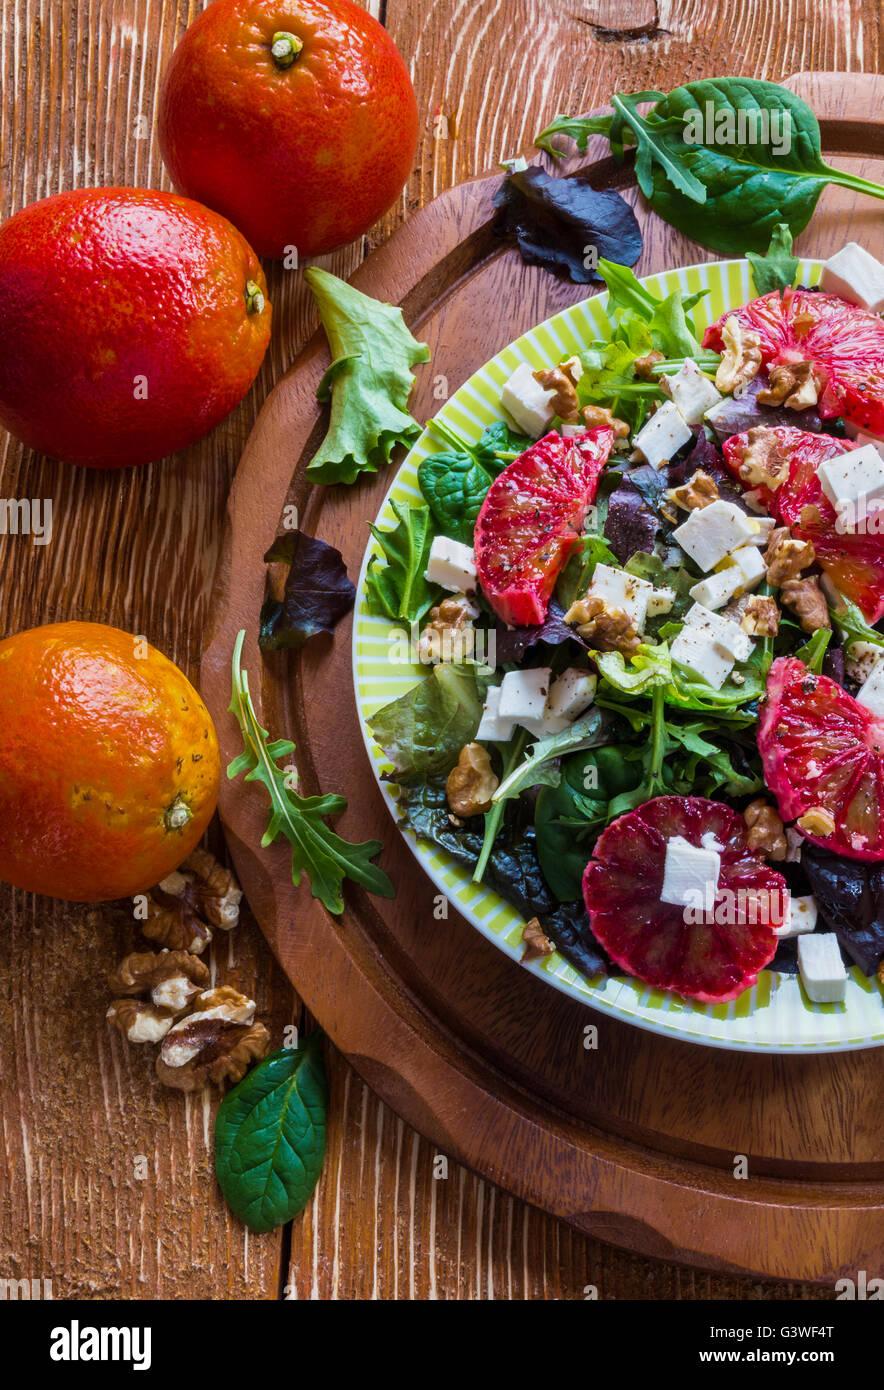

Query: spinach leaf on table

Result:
[536,79,884,255]
[259,530,355,651]
[368,663,489,782]
[215,1036,328,1234]
[364,500,438,625]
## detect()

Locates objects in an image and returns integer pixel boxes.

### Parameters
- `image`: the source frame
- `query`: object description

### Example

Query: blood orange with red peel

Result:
[722,426,884,621]
[704,288,884,436]
[474,428,614,626]
[759,656,884,862]
[582,796,785,1003]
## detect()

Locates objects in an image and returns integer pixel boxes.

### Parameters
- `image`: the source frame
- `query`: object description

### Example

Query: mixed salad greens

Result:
[364,233,884,1007]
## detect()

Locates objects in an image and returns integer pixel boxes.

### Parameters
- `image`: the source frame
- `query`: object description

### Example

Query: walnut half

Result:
[533,365,579,422]
[715,315,763,393]
[155,987,270,1091]
[743,799,787,861]
[756,361,818,410]
[564,594,641,655]
[666,469,720,512]
[446,743,499,818]
[107,949,211,1045]
[763,527,815,586]
[140,848,242,955]
[780,576,831,634]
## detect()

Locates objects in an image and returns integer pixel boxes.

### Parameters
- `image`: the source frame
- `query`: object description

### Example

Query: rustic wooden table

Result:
[0,0,873,1301]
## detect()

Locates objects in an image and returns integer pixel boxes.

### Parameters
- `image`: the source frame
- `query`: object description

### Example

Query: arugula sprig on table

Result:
[228,630,394,915]
[536,79,884,254]
[304,268,430,485]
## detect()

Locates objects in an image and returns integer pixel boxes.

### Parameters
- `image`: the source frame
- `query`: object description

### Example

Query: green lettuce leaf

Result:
[305,268,430,485]
[364,501,438,624]
[368,663,490,782]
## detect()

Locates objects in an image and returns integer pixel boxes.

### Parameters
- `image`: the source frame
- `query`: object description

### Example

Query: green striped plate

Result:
[353,257,884,1053]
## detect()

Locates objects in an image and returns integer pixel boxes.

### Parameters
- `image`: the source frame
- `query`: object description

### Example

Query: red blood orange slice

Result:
[722,426,884,621]
[704,289,884,435]
[474,428,613,626]
[758,656,884,861]
[581,796,785,1002]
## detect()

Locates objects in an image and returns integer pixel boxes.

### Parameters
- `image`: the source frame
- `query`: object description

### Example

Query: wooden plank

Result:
[0,0,879,1301]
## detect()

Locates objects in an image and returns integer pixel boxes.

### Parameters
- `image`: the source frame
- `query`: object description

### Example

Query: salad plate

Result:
[355,255,884,1053]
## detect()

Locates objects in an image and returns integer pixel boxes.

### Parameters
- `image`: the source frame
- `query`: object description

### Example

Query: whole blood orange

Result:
[157,0,419,258]
[0,623,221,901]
[0,188,270,468]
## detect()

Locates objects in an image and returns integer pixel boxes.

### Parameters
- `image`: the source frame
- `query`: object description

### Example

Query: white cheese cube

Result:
[498,667,553,731]
[520,708,571,737]
[850,429,884,459]
[500,362,556,438]
[670,625,735,689]
[743,515,776,544]
[846,639,884,684]
[689,568,743,611]
[632,401,694,469]
[647,586,676,617]
[724,544,766,591]
[424,536,477,592]
[476,684,516,742]
[819,572,847,612]
[856,656,884,718]
[588,562,654,631]
[660,834,721,909]
[797,932,848,1003]
[775,894,818,939]
[821,241,884,314]
[684,602,753,661]
[817,444,884,528]
[666,360,722,426]
[546,668,597,721]
[673,500,759,570]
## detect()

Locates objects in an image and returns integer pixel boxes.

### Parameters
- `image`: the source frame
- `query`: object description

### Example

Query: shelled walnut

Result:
[564,594,640,654]
[155,988,271,1091]
[666,469,719,512]
[743,799,787,860]
[521,917,555,963]
[533,365,579,422]
[446,743,498,817]
[715,315,762,392]
[780,576,830,634]
[579,404,630,438]
[107,949,210,1044]
[139,848,242,954]
[763,527,815,585]
[757,361,818,409]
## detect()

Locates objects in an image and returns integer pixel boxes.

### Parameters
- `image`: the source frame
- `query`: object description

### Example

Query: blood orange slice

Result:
[474,428,613,626]
[758,656,884,861]
[581,796,785,1002]
[704,289,884,435]
[722,426,884,621]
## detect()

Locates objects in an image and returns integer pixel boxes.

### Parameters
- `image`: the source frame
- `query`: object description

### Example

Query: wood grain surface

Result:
[0,0,879,1300]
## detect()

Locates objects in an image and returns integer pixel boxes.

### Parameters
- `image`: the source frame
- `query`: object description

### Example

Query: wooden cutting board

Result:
[202,72,884,1283]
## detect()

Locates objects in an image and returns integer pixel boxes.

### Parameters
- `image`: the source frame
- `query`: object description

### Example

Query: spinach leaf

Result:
[493,164,643,283]
[476,420,533,467]
[418,451,493,544]
[746,222,799,295]
[304,268,430,484]
[536,80,884,254]
[365,501,438,625]
[259,531,355,651]
[215,1036,328,1234]
[535,744,642,899]
[368,663,489,782]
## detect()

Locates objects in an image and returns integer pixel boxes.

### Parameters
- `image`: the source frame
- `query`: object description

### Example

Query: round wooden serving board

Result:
[203,73,884,1283]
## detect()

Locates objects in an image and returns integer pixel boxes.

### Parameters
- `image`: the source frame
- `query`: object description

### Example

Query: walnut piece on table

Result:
[155,987,270,1091]
[139,847,243,955]
[107,949,211,1043]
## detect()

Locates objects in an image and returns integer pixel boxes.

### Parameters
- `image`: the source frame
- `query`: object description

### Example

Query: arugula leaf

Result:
[215,1037,327,1234]
[493,164,642,284]
[259,531,355,651]
[365,501,437,624]
[795,627,832,673]
[418,451,494,544]
[830,595,884,652]
[747,222,799,295]
[368,662,489,782]
[491,710,609,804]
[536,80,884,254]
[304,268,430,485]
[228,631,394,915]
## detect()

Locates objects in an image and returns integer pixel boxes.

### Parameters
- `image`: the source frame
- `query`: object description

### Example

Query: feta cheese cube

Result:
[520,708,571,737]
[670,625,735,689]
[666,360,722,426]
[500,362,556,438]
[689,568,743,611]
[588,562,654,631]
[726,545,766,590]
[743,515,776,544]
[647,586,676,617]
[546,668,597,721]
[797,932,848,1003]
[775,894,818,939]
[660,834,721,909]
[476,684,516,742]
[684,602,753,661]
[856,656,884,718]
[846,639,884,684]
[821,241,884,314]
[817,444,884,529]
[632,401,694,469]
[498,667,553,731]
[673,499,759,570]
[850,429,884,460]
[424,536,477,592]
